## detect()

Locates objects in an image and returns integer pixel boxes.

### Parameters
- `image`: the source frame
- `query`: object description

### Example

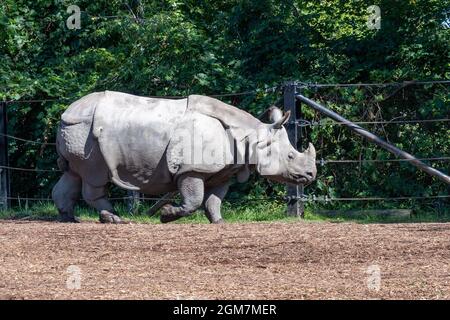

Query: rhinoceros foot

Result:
[160,213,180,223]
[99,210,123,224]
[159,204,182,223]
[58,213,81,223]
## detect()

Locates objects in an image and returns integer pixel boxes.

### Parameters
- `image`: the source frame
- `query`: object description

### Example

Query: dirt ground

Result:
[0,220,449,300]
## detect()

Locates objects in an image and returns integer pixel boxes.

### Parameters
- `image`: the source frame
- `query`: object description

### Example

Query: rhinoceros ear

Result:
[268,106,283,123]
[271,110,291,129]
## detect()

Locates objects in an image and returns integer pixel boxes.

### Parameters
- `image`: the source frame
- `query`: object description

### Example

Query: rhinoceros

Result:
[52,91,317,223]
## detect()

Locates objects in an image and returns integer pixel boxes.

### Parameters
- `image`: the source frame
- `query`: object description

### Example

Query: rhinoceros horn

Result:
[304,142,316,158]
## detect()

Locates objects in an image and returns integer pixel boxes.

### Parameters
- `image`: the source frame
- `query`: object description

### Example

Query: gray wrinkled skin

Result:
[52,91,317,223]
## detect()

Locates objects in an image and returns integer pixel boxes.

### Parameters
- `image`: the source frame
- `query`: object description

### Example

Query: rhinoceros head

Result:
[254,107,317,185]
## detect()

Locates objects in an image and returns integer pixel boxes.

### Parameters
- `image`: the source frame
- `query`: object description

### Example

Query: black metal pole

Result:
[296,94,450,185]
[127,191,141,214]
[296,86,305,217]
[284,82,304,217]
[0,102,10,209]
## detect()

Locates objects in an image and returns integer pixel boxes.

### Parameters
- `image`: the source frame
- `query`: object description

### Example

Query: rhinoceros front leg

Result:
[160,174,204,223]
[203,183,230,224]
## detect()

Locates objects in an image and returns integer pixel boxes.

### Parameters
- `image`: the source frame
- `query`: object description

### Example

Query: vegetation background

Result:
[0,0,448,219]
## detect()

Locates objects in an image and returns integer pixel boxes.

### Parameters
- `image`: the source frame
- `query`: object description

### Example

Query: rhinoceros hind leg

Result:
[58,213,81,223]
[160,174,204,223]
[52,171,82,223]
[203,183,230,224]
[82,182,122,224]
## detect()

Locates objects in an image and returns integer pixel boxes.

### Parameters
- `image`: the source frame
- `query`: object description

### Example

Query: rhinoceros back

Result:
[61,92,103,124]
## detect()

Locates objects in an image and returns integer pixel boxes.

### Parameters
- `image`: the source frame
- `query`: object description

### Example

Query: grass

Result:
[1,200,450,224]
[0,200,297,224]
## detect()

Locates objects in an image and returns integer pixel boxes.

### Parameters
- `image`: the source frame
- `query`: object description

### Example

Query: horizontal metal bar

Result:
[0,133,56,145]
[300,118,450,126]
[319,157,450,164]
[4,195,448,203]
[301,80,450,88]
[0,165,60,172]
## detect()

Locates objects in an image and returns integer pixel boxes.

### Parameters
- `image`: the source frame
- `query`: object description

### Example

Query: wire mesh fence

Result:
[1,80,448,209]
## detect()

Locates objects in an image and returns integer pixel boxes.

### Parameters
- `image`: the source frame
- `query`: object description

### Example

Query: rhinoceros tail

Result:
[55,124,69,172]
[111,175,140,191]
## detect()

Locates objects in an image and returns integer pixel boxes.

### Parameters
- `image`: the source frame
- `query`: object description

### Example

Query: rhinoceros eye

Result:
[288,152,295,160]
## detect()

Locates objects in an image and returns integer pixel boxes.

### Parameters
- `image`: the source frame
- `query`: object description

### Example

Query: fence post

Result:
[0,102,10,210]
[127,191,140,214]
[284,82,304,217]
